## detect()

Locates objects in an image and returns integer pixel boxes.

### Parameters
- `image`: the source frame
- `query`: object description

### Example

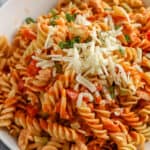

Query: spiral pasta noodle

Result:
[41,139,64,150]
[23,23,49,58]
[78,104,108,139]
[0,0,150,149]
[40,120,80,142]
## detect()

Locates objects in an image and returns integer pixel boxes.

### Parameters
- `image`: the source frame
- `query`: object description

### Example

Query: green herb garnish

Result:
[109,86,115,99]
[50,19,56,26]
[55,62,63,73]
[50,14,59,26]
[59,41,67,49]
[74,36,80,43]
[115,25,121,30]
[59,40,74,49]
[104,8,112,11]
[124,34,131,43]
[59,36,80,49]
[119,47,125,56]
[66,13,76,22]
[50,9,57,16]
[25,17,35,24]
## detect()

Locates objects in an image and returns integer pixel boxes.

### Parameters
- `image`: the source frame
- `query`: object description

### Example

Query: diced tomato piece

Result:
[97,84,102,91]
[40,119,48,131]
[83,97,89,102]
[87,15,99,22]
[66,89,78,101]
[55,102,61,113]
[146,30,150,41]
[21,29,36,40]
[95,96,101,104]
[130,131,137,140]
[27,60,40,76]
[18,79,24,91]
[5,97,17,107]
[26,104,39,117]
[113,16,126,23]
[102,118,121,132]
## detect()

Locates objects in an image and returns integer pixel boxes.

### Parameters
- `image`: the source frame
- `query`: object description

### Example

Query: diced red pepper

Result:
[66,89,78,101]
[27,60,40,76]
[21,29,36,40]
[146,30,150,41]
[26,104,39,117]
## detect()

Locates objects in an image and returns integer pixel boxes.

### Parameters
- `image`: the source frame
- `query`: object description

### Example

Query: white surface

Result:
[0,0,150,150]
[0,0,57,41]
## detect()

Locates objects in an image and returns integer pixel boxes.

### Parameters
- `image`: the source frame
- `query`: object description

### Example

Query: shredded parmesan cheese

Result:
[44,26,56,49]
[75,14,91,26]
[77,92,94,107]
[76,75,96,93]
[32,56,54,69]
[32,15,136,93]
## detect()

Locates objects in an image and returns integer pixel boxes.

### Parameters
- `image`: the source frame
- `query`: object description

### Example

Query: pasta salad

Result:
[0,0,150,149]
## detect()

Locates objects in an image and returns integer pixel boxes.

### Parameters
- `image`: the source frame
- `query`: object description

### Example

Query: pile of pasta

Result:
[0,0,150,149]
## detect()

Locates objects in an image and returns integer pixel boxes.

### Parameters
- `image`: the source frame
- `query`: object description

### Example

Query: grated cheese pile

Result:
[49,26,136,93]
[33,15,141,97]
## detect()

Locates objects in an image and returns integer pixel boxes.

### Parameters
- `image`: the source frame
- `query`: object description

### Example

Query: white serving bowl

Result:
[0,0,150,149]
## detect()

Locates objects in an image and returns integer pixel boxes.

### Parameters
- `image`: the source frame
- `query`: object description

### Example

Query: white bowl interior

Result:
[0,0,57,41]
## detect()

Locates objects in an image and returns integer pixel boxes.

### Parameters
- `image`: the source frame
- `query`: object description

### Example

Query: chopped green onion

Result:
[25,17,35,24]
[50,19,56,26]
[53,15,59,19]
[66,13,76,22]
[124,34,131,43]
[55,62,63,73]
[50,8,57,16]
[74,36,80,43]
[109,86,115,99]
[104,8,112,11]
[59,37,80,49]
[61,40,74,48]
[115,25,121,30]
[59,41,66,49]
[119,47,125,56]
[50,15,59,26]
[68,40,75,48]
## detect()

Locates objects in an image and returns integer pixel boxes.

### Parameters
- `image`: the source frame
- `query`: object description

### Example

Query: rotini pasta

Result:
[0,0,150,149]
